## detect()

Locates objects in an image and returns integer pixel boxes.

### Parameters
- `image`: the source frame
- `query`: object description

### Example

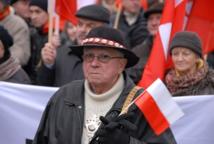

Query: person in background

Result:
[10,0,30,24]
[111,0,148,48]
[24,0,49,83]
[0,0,30,66]
[37,4,110,86]
[127,2,164,83]
[32,26,176,144]
[97,0,116,14]
[0,26,31,84]
[165,31,214,96]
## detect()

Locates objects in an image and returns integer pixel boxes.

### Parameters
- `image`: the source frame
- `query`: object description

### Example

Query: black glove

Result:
[90,113,137,144]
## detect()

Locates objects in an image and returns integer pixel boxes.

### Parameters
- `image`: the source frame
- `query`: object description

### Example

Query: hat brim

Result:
[144,9,162,19]
[70,44,139,68]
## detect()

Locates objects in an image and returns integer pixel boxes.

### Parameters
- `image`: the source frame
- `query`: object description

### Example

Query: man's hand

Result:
[41,34,60,65]
[90,113,137,144]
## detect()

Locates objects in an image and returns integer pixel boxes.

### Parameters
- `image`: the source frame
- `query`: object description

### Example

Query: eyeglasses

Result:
[82,53,124,63]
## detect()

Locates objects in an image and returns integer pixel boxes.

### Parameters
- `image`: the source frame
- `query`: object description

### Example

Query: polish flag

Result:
[135,79,184,135]
[138,0,187,88]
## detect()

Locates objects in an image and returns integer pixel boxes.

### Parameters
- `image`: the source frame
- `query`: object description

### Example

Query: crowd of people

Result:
[0,0,214,144]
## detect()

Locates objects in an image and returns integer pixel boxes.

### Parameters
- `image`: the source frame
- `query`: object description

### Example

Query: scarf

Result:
[0,56,21,81]
[0,6,10,21]
[165,63,208,95]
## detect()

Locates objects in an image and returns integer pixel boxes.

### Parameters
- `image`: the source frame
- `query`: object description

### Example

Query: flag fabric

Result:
[135,79,184,135]
[55,0,78,25]
[185,0,214,54]
[138,0,187,88]
[0,82,214,144]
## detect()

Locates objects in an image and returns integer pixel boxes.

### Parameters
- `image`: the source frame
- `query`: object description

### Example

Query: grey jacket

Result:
[0,10,30,66]
[6,68,31,84]
[33,74,176,144]
[36,41,84,86]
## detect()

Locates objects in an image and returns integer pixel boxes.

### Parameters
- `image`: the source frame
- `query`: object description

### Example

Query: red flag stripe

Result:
[135,91,170,135]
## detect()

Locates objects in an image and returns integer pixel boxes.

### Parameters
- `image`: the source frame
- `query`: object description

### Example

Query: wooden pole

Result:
[113,4,122,29]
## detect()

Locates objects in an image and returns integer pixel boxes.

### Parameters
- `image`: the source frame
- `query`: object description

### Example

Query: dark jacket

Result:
[111,9,148,49]
[126,36,153,83]
[33,73,176,144]
[36,41,84,87]
[6,68,31,84]
[207,51,214,69]
[24,27,48,83]
[171,69,214,96]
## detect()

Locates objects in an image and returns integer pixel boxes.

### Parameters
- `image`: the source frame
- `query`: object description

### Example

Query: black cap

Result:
[29,0,47,12]
[76,4,110,23]
[169,31,202,58]
[144,2,164,19]
[70,26,139,68]
[10,0,18,5]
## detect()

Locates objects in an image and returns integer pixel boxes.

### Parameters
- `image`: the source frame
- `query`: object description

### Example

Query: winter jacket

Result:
[33,73,176,144]
[6,68,31,84]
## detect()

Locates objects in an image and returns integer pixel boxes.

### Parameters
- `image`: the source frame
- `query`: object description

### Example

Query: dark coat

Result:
[111,9,149,49]
[36,41,84,87]
[6,68,31,84]
[33,74,176,144]
[171,69,214,96]
[126,36,153,83]
[207,51,214,69]
[24,28,48,83]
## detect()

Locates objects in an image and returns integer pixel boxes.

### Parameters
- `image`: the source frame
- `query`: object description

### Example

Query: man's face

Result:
[147,13,162,35]
[13,0,30,20]
[83,48,127,90]
[29,6,48,28]
[76,18,104,44]
[122,0,141,14]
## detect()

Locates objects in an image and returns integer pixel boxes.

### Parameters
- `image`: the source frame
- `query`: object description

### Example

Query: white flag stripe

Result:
[147,79,184,124]
[159,23,172,59]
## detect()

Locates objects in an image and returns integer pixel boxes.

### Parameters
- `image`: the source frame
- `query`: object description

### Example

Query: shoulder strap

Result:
[121,86,141,114]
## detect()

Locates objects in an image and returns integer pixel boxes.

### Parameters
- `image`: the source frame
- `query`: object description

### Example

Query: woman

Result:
[165,31,214,96]
[0,26,31,84]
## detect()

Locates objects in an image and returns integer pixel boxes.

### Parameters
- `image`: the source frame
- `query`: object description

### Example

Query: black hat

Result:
[29,0,47,12]
[70,26,139,68]
[169,31,202,57]
[0,26,13,61]
[10,0,18,5]
[76,4,110,23]
[144,2,164,19]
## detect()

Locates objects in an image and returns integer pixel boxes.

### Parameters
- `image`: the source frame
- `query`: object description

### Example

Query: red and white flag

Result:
[135,79,184,135]
[138,0,214,88]
[138,0,187,88]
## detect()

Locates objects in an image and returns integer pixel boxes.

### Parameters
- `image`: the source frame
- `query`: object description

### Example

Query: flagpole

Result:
[120,91,145,115]
[48,0,55,42]
[113,3,122,29]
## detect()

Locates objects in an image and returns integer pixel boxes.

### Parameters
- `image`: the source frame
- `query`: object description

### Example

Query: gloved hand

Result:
[90,112,137,144]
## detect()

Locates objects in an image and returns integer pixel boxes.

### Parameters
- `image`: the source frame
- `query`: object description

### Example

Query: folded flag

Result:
[135,79,184,135]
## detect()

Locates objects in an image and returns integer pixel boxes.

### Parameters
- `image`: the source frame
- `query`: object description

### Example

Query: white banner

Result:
[0,82,213,144]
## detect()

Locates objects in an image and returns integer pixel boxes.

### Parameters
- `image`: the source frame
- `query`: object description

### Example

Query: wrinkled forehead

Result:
[83,47,123,55]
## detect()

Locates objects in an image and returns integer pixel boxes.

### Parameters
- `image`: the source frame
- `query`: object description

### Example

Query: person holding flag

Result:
[32,26,176,144]
[165,31,214,96]
[127,2,164,83]
[37,4,111,86]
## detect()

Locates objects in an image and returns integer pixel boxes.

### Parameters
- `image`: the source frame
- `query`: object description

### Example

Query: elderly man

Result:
[33,26,176,144]
[37,4,110,86]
